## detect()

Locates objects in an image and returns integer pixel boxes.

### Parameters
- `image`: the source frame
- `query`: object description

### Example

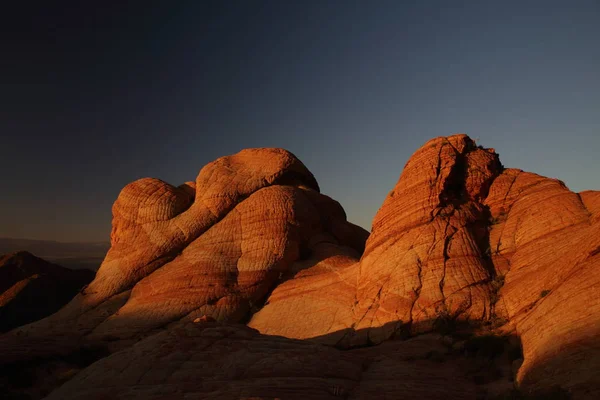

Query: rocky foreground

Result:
[1,134,598,399]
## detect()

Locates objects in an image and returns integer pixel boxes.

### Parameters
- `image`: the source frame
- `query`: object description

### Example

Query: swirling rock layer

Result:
[250,135,503,343]
[248,135,600,397]
[485,169,600,396]
[1,137,599,399]
[2,148,366,353]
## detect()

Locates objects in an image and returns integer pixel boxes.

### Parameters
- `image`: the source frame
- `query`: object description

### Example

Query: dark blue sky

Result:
[1,1,599,242]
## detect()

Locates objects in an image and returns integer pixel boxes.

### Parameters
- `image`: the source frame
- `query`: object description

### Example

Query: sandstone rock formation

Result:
[249,135,503,344]
[485,169,600,397]
[1,148,367,356]
[1,137,599,399]
[0,251,94,332]
[248,135,600,398]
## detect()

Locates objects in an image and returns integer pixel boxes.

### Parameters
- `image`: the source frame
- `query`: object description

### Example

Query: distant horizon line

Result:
[0,237,110,245]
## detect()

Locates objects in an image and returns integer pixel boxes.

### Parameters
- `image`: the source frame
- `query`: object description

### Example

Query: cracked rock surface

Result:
[250,135,503,343]
[249,135,600,397]
[1,136,599,399]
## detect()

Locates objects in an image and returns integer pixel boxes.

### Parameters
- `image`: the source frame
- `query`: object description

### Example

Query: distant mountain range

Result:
[0,238,109,270]
[0,251,95,332]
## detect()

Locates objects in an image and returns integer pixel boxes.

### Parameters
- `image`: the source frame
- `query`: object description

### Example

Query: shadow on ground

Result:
[0,313,586,400]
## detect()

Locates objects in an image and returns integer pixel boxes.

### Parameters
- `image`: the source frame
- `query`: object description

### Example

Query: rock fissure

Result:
[3,136,600,400]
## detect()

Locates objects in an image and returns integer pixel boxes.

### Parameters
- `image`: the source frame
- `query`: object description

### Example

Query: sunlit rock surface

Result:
[2,148,366,350]
[249,135,600,397]
[1,137,599,399]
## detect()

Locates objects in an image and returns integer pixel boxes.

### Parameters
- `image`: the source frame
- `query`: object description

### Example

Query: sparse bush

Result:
[433,305,457,336]
[490,292,500,305]
[464,334,506,359]
[490,275,505,291]
[489,274,505,305]
[489,314,509,329]
[490,214,506,225]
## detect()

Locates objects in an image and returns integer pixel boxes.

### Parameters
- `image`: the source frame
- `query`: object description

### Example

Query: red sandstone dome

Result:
[1,136,598,399]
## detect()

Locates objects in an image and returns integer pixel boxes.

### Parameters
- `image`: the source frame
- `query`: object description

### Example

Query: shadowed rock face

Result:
[2,138,599,399]
[0,251,94,332]
[44,321,482,400]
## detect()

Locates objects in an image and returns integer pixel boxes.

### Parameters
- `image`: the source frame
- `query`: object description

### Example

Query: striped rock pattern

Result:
[485,170,600,396]
[4,148,367,350]
[249,135,600,397]
[2,136,599,399]
[250,135,504,344]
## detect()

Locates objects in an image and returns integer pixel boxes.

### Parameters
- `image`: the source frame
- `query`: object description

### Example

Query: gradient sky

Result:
[1,1,599,242]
